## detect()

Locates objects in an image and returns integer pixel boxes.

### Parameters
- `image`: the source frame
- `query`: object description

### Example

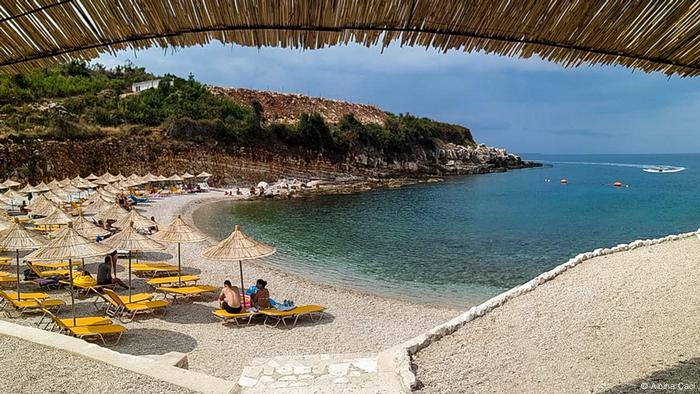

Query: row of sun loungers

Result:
[213,304,327,328]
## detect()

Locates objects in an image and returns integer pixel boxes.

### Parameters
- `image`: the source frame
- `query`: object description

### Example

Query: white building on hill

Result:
[131,79,162,93]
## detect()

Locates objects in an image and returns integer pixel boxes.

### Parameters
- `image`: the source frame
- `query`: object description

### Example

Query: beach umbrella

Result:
[58,178,71,187]
[77,179,98,189]
[0,194,13,210]
[28,195,60,217]
[156,175,168,182]
[2,180,21,189]
[33,208,73,227]
[19,184,39,194]
[85,173,99,181]
[102,223,164,302]
[83,198,112,215]
[111,209,155,231]
[202,224,276,301]
[181,172,195,179]
[196,172,212,179]
[0,183,7,191]
[47,180,60,189]
[26,224,113,326]
[3,189,25,210]
[35,182,50,192]
[73,215,110,239]
[0,220,47,299]
[97,188,115,200]
[115,173,126,181]
[103,184,121,195]
[95,203,129,222]
[167,175,183,182]
[42,190,65,205]
[143,173,157,183]
[152,215,207,286]
[93,178,109,186]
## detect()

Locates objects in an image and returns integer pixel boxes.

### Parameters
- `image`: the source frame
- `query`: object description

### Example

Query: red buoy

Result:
[613,181,622,187]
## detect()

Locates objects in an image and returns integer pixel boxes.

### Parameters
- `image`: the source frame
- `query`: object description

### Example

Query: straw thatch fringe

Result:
[1,0,700,76]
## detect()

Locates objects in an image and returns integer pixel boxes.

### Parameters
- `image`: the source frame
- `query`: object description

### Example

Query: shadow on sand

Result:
[601,357,700,393]
[114,328,198,355]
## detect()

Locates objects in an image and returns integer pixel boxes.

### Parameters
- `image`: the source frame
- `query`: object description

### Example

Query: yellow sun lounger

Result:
[157,285,217,302]
[0,276,18,286]
[27,263,69,278]
[102,288,169,322]
[259,305,327,328]
[3,291,48,301]
[31,261,81,269]
[88,287,153,311]
[0,290,64,317]
[38,311,112,331]
[42,309,126,346]
[146,275,200,287]
[212,309,258,326]
[131,265,179,277]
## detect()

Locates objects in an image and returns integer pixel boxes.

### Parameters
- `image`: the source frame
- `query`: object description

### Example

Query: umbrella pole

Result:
[177,242,181,287]
[239,260,244,308]
[128,252,132,303]
[15,250,20,298]
[69,258,76,327]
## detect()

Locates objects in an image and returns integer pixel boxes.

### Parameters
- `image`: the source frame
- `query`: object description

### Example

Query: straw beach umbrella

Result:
[2,180,20,189]
[25,224,112,326]
[33,208,73,227]
[102,223,164,302]
[0,220,47,299]
[83,198,112,216]
[152,215,207,286]
[95,203,129,222]
[202,224,276,299]
[85,173,99,181]
[111,209,155,231]
[196,172,212,179]
[72,215,110,239]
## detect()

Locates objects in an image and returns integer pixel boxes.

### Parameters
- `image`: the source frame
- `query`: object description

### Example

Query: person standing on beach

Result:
[219,280,242,313]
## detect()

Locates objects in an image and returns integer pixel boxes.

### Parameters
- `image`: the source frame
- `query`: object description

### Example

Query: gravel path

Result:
[413,235,700,393]
[0,335,193,394]
[1,192,459,382]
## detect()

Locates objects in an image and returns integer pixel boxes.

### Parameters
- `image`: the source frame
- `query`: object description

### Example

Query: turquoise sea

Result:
[193,154,700,307]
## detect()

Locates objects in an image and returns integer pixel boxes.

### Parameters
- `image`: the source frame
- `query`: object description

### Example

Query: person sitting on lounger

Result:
[20,200,28,214]
[97,256,128,289]
[219,280,242,314]
[251,279,270,309]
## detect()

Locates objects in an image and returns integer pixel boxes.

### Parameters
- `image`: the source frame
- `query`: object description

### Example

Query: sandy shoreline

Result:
[1,191,460,384]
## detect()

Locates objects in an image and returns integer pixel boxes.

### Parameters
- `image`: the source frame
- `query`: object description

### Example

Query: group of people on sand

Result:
[219,279,269,313]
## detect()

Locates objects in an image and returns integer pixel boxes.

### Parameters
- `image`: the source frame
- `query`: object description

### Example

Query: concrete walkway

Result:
[238,353,403,393]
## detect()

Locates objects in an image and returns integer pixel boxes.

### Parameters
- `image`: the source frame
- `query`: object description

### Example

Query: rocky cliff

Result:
[0,134,534,186]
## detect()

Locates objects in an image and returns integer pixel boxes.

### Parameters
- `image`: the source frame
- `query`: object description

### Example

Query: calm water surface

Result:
[193,154,700,307]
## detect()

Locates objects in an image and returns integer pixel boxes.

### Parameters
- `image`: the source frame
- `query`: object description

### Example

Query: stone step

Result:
[238,353,402,393]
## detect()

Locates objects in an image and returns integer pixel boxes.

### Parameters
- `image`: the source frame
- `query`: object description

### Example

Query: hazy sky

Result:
[98,43,700,155]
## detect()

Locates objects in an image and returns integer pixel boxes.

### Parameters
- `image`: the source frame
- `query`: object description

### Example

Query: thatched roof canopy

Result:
[0,1,699,76]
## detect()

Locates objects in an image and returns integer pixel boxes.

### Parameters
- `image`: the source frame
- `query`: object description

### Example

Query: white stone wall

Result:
[377,228,700,392]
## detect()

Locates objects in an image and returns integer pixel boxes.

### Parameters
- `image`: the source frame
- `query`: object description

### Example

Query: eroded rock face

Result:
[344,141,534,176]
[0,136,537,186]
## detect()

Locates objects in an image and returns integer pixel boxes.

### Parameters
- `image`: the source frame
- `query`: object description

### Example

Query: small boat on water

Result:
[642,166,685,173]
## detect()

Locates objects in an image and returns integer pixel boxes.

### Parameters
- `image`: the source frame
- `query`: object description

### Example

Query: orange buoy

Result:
[560,178,568,184]
[613,181,622,187]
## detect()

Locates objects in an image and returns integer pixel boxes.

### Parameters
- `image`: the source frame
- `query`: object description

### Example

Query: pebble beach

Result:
[413,234,700,393]
[1,191,459,386]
